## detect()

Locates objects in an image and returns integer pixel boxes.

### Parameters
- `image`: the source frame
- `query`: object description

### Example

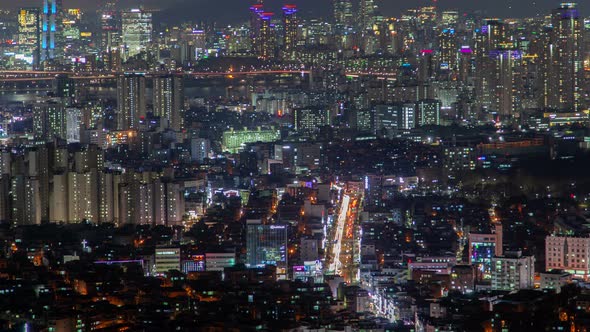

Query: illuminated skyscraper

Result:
[474,19,507,113]
[100,1,119,49]
[153,75,185,132]
[249,4,264,55]
[359,0,377,31]
[333,0,353,30]
[438,28,457,71]
[121,9,152,60]
[543,3,583,111]
[258,12,275,59]
[117,73,146,130]
[99,1,121,70]
[282,4,298,59]
[17,8,41,67]
[476,19,507,55]
[41,0,61,61]
[490,49,521,117]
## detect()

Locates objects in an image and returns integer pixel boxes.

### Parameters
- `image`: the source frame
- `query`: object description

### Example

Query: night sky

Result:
[3,0,588,23]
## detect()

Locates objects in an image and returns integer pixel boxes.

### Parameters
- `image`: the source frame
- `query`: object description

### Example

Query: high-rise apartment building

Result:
[282,5,298,59]
[542,3,583,111]
[117,73,146,130]
[491,251,535,291]
[474,19,507,113]
[489,49,521,117]
[33,101,66,141]
[190,138,210,163]
[249,4,264,55]
[11,175,41,226]
[153,75,185,131]
[259,12,275,59]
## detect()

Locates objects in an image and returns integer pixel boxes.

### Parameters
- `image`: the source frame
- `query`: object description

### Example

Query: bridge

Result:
[0,70,311,82]
[0,69,396,82]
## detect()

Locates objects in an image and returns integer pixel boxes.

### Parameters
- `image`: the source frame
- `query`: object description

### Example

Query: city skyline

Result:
[5,0,589,22]
[0,0,589,330]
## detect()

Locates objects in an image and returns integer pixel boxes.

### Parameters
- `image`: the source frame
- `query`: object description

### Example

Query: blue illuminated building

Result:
[41,0,60,61]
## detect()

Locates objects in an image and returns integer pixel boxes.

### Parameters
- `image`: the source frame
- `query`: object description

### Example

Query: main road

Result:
[325,183,363,283]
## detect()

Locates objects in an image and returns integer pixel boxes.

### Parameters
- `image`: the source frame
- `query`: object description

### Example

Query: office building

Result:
[117,73,147,130]
[438,28,457,71]
[222,128,280,153]
[468,224,503,279]
[100,1,119,52]
[300,237,319,262]
[154,247,181,276]
[41,0,61,62]
[441,10,459,26]
[546,235,590,280]
[416,99,441,126]
[450,265,476,294]
[352,108,376,134]
[375,103,416,132]
[205,252,236,272]
[121,9,152,60]
[333,0,353,30]
[17,8,41,67]
[359,0,377,31]
[540,271,571,293]
[294,108,331,133]
[246,221,288,279]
